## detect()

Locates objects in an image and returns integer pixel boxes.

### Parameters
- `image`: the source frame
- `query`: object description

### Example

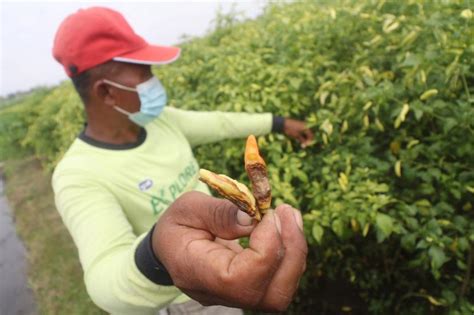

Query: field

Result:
[0,1,473,314]
[2,158,104,314]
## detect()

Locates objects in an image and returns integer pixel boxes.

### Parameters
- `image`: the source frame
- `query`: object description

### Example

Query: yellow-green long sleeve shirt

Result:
[52,107,274,314]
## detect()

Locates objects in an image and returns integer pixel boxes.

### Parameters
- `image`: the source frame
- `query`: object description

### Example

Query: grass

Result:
[3,157,105,314]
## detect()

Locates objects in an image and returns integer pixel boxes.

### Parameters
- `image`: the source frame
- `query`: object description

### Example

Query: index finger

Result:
[257,205,308,312]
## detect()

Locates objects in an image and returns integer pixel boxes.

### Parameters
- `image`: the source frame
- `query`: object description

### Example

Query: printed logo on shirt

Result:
[149,159,199,215]
[138,179,154,191]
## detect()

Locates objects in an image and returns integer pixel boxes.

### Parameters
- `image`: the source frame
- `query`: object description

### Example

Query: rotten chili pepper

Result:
[198,134,271,221]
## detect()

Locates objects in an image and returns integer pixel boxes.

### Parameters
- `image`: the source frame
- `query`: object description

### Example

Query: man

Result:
[52,7,311,315]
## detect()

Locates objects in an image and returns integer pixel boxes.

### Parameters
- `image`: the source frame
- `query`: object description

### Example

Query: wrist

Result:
[272,116,285,133]
[135,224,174,285]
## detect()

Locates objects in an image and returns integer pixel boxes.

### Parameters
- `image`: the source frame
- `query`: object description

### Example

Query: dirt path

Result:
[0,168,37,315]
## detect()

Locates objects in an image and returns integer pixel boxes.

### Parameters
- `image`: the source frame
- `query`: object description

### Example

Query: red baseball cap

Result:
[53,7,181,77]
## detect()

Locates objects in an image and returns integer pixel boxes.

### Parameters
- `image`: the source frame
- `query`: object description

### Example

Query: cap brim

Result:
[113,44,180,65]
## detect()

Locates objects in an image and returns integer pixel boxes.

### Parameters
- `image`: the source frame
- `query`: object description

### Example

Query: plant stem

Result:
[460,242,473,296]
[461,72,471,101]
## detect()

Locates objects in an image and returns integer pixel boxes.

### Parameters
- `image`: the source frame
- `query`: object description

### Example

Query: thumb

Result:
[171,191,257,240]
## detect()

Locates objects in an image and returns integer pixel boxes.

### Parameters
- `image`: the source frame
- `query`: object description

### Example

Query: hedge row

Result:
[1,1,473,313]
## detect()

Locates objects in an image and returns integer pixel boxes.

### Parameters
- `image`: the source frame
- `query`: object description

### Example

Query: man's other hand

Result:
[283,119,314,148]
[153,191,308,312]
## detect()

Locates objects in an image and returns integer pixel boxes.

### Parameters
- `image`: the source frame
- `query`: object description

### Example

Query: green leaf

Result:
[401,233,416,250]
[441,289,456,304]
[331,219,345,239]
[428,246,449,271]
[400,53,421,67]
[312,223,324,243]
[443,117,457,134]
[375,213,394,242]
[362,223,370,237]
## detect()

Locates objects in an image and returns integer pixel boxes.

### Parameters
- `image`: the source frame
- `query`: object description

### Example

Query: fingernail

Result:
[268,210,282,234]
[237,210,253,226]
[293,208,304,232]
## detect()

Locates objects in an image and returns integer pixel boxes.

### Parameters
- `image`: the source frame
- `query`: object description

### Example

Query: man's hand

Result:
[153,191,308,312]
[283,119,314,148]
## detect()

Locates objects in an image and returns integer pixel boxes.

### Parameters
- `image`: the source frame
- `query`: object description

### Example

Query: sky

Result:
[0,0,267,97]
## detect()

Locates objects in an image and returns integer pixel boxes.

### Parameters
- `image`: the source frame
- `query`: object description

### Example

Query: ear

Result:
[92,80,117,107]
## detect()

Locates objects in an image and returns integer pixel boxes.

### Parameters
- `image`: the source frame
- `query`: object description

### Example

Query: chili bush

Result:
[1,1,473,314]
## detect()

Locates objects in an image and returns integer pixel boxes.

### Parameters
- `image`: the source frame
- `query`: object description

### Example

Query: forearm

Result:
[163,107,284,146]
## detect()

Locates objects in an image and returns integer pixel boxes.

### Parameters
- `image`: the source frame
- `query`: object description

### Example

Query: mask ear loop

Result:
[113,105,132,116]
[103,79,137,92]
[102,79,136,116]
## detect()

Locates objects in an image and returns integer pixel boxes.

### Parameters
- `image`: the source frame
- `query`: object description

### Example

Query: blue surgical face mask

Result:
[103,76,167,127]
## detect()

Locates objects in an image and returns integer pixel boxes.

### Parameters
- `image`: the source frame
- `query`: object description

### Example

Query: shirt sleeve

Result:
[52,168,183,315]
[163,107,273,147]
